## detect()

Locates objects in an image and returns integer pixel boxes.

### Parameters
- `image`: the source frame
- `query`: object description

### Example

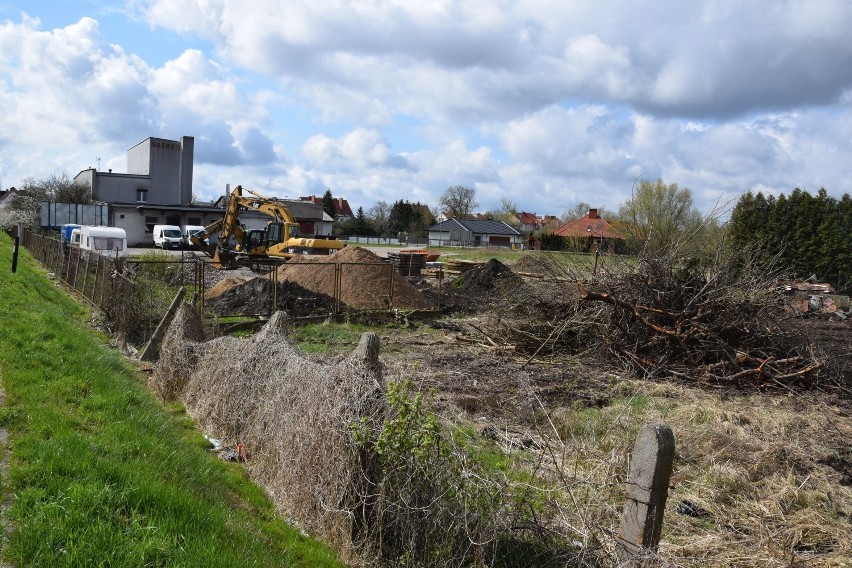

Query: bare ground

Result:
[202,253,852,566]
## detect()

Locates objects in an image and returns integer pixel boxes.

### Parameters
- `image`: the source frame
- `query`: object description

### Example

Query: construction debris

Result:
[205,276,335,317]
[443,258,486,274]
[781,278,851,318]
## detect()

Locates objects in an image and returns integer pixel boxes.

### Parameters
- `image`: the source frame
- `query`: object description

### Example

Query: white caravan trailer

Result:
[70,226,128,257]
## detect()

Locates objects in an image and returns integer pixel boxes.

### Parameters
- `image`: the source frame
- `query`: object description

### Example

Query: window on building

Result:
[144,216,158,233]
[188,217,201,226]
[166,215,181,226]
[136,189,148,203]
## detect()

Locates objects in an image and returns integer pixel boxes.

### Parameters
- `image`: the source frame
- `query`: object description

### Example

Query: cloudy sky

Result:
[1,0,851,219]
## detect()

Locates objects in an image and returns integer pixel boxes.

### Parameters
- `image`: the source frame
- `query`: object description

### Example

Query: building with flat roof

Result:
[69,135,328,246]
[75,136,194,207]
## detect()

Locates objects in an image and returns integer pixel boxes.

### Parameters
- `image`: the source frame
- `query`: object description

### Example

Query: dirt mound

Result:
[204,276,250,300]
[206,276,335,317]
[442,259,529,313]
[457,258,519,292]
[277,247,433,310]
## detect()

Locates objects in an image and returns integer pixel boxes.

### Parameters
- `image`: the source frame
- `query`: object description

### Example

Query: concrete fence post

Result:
[616,424,675,565]
[140,286,187,362]
[352,332,383,385]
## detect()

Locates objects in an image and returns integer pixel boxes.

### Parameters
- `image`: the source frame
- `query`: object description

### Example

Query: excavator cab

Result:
[243,229,268,254]
[266,222,300,246]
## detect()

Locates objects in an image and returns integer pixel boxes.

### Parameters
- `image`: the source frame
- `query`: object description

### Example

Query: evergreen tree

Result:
[388,200,432,238]
[321,189,337,218]
[353,206,370,236]
[729,187,851,292]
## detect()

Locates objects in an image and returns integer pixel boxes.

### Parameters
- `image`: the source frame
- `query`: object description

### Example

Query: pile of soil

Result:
[457,258,520,292]
[442,259,529,313]
[205,276,250,300]
[206,277,336,317]
[277,247,433,310]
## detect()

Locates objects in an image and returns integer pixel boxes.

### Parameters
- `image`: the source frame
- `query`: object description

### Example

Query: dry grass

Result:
[514,376,852,567]
[651,386,852,567]
[148,234,851,567]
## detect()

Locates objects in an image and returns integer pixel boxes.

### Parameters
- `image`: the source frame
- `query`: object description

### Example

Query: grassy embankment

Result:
[0,233,342,567]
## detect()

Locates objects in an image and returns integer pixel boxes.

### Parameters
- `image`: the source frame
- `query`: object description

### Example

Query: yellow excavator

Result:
[191,185,345,268]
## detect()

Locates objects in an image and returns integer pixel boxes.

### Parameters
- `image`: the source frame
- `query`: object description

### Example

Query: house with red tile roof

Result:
[514,211,540,233]
[553,208,624,252]
[299,195,355,220]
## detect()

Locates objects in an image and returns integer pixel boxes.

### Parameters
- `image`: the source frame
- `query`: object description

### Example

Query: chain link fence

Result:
[203,255,439,320]
[19,230,440,347]
[20,229,205,347]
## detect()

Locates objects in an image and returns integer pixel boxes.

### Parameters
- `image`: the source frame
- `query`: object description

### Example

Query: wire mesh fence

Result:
[19,229,616,341]
[20,229,205,347]
[203,255,439,320]
[19,231,441,347]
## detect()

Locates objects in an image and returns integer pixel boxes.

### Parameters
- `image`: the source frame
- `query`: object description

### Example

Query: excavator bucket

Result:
[212,249,238,270]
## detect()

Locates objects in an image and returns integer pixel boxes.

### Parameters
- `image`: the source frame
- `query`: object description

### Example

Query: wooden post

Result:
[617,424,675,565]
[139,286,187,361]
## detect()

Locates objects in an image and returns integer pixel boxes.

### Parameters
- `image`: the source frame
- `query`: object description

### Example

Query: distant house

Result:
[427,218,522,248]
[299,195,354,220]
[217,194,329,237]
[553,208,624,252]
[0,188,18,209]
[540,215,561,233]
[514,212,541,234]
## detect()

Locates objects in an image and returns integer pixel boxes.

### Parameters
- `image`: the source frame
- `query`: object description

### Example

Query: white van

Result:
[182,224,206,248]
[153,225,184,249]
[70,226,128,257]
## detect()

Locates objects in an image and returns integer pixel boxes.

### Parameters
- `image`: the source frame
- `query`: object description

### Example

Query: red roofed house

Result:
[299,195,355,220]
[540,215,561,232]
[553,208,624,252]
[514,211,541,234]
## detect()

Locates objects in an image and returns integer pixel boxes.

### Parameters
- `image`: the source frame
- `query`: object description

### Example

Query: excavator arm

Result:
[197,184,343,269]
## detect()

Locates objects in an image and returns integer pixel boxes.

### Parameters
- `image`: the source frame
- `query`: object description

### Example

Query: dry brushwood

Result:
[575,252,822,388]
[152,305,386,559]
[151,304,563,566]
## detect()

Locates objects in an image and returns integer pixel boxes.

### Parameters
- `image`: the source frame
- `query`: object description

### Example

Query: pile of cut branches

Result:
[576,250,823,389]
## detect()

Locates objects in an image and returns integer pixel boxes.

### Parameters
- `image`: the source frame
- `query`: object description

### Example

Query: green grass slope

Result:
[0,233,342,567]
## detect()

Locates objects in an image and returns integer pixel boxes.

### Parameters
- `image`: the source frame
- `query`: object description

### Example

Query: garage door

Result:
[490,236,511,247]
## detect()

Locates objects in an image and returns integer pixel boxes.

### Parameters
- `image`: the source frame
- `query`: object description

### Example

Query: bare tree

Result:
[367,200,391,236]
[2,172,92,228]
[50,172,93,204]
[618,179,703,254]
[484,198,518,225]
[439,185,478,219]
[563,202,613,222]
